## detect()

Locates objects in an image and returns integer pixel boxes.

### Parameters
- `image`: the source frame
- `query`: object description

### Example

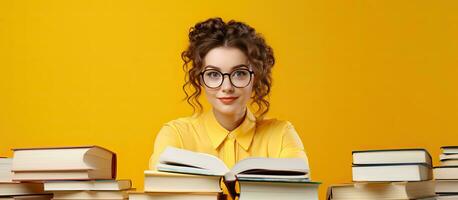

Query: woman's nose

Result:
[221,75,234,93]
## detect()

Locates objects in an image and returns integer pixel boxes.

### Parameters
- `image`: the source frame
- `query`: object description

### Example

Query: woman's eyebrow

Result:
[204,64,249,70]
[232,64,249,69]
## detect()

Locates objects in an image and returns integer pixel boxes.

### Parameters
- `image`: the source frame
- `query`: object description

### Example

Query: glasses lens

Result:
[231,69,252,87]
[203,70,222,88]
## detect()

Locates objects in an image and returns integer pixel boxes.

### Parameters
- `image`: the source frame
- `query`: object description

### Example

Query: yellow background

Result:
[1,1,457,199]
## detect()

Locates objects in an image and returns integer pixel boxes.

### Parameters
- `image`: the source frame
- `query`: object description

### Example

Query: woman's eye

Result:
[233,70,248,77]
[206,71,221,78]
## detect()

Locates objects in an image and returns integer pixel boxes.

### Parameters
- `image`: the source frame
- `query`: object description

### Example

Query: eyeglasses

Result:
[200,68,254,88]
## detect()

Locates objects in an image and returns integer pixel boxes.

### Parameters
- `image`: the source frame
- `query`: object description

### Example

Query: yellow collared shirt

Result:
[149,109,309,170]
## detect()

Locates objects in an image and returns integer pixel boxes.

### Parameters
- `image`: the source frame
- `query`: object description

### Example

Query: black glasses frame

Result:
[200,69,254,89]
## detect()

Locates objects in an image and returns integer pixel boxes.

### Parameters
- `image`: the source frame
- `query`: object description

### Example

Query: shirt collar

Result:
[201,108,256,151]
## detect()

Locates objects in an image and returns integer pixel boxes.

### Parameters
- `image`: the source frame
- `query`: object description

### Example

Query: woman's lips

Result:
[218,97,238,104]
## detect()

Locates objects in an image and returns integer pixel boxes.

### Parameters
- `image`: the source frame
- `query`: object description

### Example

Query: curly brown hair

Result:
[181,17,275,119]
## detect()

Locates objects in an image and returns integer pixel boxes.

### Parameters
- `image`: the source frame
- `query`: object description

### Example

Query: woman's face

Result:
[202,47,254,117]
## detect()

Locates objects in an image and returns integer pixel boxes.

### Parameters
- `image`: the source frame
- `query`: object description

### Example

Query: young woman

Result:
[149,17,308,172]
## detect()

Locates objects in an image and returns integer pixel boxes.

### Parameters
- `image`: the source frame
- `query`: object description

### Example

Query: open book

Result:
[156,147,309,182]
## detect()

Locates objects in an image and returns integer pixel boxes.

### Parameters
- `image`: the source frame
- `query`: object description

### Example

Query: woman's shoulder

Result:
[162,115,199,132]
[255,117,294,132]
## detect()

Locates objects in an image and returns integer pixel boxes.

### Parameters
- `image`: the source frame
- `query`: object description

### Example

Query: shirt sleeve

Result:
[148,124,184,170]
[278,122,310,168]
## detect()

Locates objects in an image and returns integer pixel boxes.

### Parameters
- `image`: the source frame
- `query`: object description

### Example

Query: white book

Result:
[441,159,458,166]
[434,166,458,180]
[352,149,431,165]
[237,181,319,200]
[128,192,222,200]
[13,170,111,181]
[12,146,116,181]
[352,164,432,182]
[0,182,46,196]
[0,157,12,164]
[44,180,131,191]
[437,195,458,200]
[327,181,436,200]
[0,194,52,200]
[52,191,128,199]
[436,180,458,193]
[440,154,458,160]
[330,198,437,200]
[442,146,458,154]
[156,147,309,182]
[144,171,221,193]
[0,158,13,182]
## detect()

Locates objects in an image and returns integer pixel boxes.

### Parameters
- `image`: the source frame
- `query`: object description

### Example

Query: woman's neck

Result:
[213,108,247,131]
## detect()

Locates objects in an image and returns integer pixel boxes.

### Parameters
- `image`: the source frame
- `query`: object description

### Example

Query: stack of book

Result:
[434,146,458,199]
[130,147,319,200]
[10,146,132,200]
[328,149,436,200]
[1,157,51,200]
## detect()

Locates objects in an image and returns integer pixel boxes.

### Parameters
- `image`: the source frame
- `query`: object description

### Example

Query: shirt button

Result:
[228,133,235,139]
